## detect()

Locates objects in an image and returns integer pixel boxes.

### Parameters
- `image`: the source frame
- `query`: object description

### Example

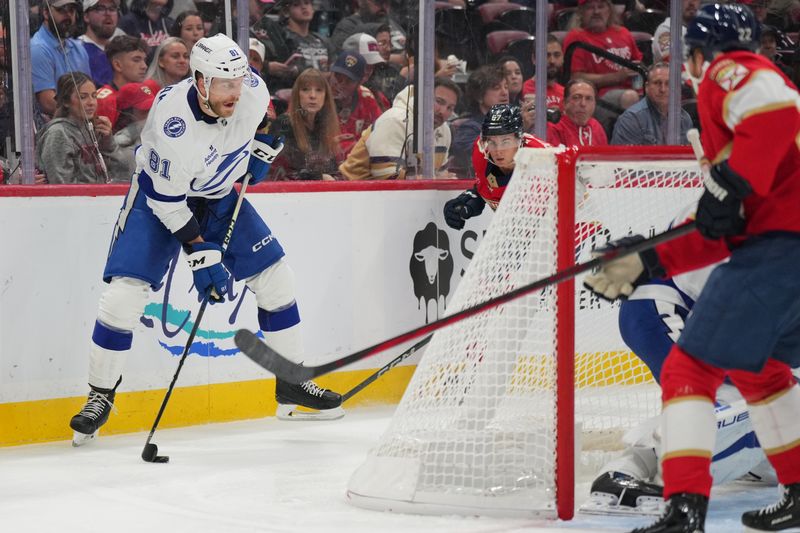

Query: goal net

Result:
[347,146,704,519]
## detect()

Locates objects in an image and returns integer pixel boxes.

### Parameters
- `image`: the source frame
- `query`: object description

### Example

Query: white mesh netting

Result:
[347,147,703,518]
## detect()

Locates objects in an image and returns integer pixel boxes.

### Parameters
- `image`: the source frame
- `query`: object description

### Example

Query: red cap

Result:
[116,82,156,111]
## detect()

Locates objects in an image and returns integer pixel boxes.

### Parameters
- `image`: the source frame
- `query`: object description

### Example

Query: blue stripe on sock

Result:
[92,320,133,351]
[258,303,300,332]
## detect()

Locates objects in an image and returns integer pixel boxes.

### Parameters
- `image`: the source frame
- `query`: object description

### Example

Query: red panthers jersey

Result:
[471,133,548,210]
[656,51,800,276]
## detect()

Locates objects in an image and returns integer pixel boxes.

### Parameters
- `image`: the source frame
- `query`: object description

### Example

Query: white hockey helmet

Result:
[190,33,250,88]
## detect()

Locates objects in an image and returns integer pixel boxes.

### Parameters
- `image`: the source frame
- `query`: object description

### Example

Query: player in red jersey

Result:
[584,5,800,532]
[443,104,547,228]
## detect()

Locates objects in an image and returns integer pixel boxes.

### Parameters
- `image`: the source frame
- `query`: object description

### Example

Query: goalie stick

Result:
[341,335,432,403]
[235,221,697,384]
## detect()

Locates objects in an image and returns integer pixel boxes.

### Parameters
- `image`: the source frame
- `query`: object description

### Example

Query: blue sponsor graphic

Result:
[140,257,259,357]
[164,116,187,138]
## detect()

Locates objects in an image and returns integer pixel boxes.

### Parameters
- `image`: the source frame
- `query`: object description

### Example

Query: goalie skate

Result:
[275,379,344,421]
[579,472,664,517]
[69,383,118,447]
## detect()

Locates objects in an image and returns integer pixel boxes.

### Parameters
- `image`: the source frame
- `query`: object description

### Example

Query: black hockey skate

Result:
[631,492,708,533]
[741,483,800,532]
[69,379,120,447]
[275,378,344,421]
[580,471,664,516]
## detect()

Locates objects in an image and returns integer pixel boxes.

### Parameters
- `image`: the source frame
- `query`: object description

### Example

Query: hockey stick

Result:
[235,221,697,384]
[341,335,432,403]
[142,174,252,464]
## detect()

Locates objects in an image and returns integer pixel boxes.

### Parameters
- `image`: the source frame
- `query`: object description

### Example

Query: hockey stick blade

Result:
[235,222,696,384]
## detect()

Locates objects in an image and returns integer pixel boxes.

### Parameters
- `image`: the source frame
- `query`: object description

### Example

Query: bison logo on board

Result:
[409,222,454,323]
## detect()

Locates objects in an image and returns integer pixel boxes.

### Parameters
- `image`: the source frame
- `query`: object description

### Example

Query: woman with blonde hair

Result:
[145,37,190,89]
[268,68,343,180]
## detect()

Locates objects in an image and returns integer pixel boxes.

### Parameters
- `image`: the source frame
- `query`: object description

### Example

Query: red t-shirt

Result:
[337,86,383,156]
[471,133,549,209]
[657,51,800,275]
[546,115,607,148]
[520,78,565,110]
[562,26,643,96]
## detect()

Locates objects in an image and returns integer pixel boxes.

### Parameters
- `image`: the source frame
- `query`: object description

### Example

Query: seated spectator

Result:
[248,37,267,76]
[450,64,509,177]
[562,0,641,110]
[521,33,566,111]
[331,0,406,65]
[343,32,391,110]
[96,35,148,128]
[547,79,608,148]
[759,25,794,78]
[119,0,174,49]
[280,0,334,73]
[366,24,407,103]
[339,77,460,180]
[32,0,92,121]
[35,72,124,184]
[79,0,126,87]
[107,81,156,180]
[328,52,383,156]
[267,68,342,181]
[652,0,699,65]
[652,1,708,98]
[144,36,190,88]
[611,63,692,146]
[169,10,204,50]
[498,56,525,106]
[766,0,800,31]
[250,0,293,87]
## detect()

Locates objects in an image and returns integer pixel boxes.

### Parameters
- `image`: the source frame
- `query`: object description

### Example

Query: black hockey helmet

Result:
[685,3,760,60]
[481,104,523,139]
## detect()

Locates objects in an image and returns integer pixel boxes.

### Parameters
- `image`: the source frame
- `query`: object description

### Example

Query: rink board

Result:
[0,178,659,446]
[0,182,484,446]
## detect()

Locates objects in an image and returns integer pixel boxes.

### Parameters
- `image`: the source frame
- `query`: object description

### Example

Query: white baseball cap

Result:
[82,0,117,10]
[342,33,385,65]
[249,38,266,63]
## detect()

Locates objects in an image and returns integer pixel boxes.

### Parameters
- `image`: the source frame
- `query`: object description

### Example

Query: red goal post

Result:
[348,145,704,520]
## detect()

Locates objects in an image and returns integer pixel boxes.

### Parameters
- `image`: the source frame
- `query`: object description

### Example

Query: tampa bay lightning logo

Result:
[248,74,259,87]
[164,117,186,138]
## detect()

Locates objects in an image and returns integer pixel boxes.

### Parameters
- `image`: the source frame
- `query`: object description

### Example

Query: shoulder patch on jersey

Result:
[248,74,259,87]
[711,60,750,91]
[163,116,187,138]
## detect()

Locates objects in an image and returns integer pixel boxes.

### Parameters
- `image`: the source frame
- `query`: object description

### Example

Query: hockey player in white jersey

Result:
[70,34,343,446]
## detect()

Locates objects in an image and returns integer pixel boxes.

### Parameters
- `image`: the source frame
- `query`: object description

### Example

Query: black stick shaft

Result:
[142,174,251,449]
[238,222,696,383]
[341,335,432,403]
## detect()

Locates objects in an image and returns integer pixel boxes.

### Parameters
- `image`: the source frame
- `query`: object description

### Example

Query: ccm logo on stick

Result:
[252,234,275,252]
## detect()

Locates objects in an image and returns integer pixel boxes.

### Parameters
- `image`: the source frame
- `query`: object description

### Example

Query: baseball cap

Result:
[83,0,117,10]
[249,38,266,63]
[331,52,366,82]
[47,0,79,7]
[116,82,156,111]
[342,33,385,65]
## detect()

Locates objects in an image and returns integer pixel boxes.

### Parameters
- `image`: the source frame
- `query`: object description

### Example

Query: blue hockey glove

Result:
[443,189,486,230]
[185,242,229,303]
[696,161,752,240]
[246,133,284,184]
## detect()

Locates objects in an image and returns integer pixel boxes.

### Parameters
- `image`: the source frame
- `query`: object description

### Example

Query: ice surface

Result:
[0,406,778,532]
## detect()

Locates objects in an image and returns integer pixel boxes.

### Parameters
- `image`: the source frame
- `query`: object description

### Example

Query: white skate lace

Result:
[301,380,326,398]
[758,486,790,516]
[78,390,116,420]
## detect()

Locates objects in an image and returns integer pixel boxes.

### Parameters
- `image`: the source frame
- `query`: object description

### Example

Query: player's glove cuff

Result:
[706,161,752,202]
[252,133,284,164]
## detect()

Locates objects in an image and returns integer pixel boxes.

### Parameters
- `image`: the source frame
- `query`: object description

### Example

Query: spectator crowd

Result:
[2,0,800,184]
